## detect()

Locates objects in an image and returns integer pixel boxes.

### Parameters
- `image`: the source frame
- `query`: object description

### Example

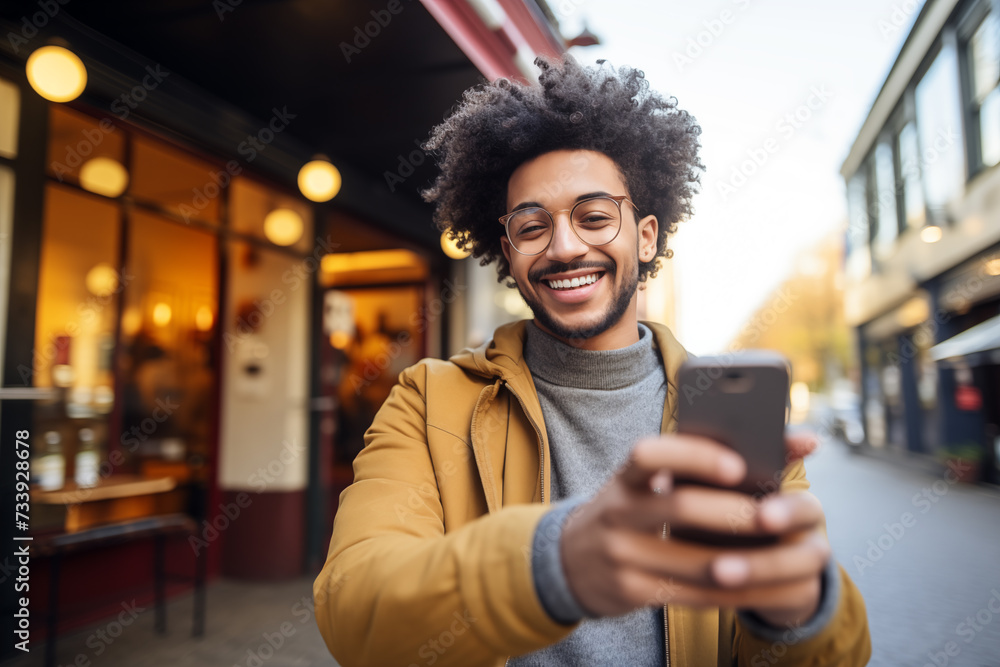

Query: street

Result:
[804,432,1000,666]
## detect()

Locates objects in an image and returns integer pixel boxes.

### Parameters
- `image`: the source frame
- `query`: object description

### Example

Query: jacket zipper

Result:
[500,380,546,504]
[663,608,670,667]
[501,380,545,667]
[662,522,670,667]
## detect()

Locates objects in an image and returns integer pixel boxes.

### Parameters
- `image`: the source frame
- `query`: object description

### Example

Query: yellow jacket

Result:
[314,320,871,666]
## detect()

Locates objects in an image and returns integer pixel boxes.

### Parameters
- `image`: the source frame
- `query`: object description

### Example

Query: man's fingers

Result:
[661,573,823,612]
[756,492,825,534]
[784,431,818,461]
[620,435,746,491]
[619,484,824,538]
[711,531,831,588]
[622,484,761,534]
[603,529,827,590]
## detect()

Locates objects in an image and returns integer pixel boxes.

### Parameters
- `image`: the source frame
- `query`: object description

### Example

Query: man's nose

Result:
[545,213,589,263]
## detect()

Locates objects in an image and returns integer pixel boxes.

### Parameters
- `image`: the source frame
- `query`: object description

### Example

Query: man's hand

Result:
[560,432,830,627]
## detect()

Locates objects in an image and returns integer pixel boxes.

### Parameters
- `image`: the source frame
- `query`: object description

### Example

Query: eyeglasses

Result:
[499,194,638,256]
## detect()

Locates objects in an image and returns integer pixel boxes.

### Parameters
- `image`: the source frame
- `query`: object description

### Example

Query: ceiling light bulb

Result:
[298,160,341,202]
[26,45,87,103]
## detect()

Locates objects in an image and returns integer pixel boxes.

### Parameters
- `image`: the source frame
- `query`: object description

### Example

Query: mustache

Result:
[527,260,615,283]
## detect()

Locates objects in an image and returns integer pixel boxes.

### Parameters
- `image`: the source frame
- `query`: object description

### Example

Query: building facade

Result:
[0,0,569,653]
[841,0,1000,483]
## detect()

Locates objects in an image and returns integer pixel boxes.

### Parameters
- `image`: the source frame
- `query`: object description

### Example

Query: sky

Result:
[556,0,924,354]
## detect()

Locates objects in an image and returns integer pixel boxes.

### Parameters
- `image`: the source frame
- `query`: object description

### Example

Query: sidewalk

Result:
[853,442,1000,498]
[7,578,339,667]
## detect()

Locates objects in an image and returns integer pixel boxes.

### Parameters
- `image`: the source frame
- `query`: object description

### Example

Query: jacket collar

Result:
[449,319,689,431]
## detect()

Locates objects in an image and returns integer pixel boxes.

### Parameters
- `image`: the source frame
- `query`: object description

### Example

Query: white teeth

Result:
[547,273,600,290]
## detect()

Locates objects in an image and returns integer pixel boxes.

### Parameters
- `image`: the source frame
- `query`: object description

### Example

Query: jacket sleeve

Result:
[313,364,577,667]
[732,458,872,666]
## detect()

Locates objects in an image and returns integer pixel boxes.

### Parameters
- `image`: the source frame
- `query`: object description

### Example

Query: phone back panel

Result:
[675,351,790,497]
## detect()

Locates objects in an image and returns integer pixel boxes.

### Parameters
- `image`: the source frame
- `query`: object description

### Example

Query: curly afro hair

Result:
[422,55,704,283]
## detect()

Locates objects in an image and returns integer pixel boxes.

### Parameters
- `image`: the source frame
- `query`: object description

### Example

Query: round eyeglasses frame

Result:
[498,194,639,256]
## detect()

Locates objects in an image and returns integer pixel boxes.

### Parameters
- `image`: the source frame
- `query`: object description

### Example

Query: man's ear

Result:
[638,215,658,261]
[501,236,513,265]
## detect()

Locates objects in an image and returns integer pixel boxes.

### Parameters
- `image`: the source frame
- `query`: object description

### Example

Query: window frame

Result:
[957,0,1000,176]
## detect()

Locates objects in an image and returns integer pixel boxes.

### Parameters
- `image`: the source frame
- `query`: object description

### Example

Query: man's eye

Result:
[516,223,548,237]
[577,214,614,226]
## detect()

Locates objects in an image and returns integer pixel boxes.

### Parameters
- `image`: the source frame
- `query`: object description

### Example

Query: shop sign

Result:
[955,385,983,411]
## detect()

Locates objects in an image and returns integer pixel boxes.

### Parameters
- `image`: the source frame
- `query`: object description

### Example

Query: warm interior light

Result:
[85,263,118,297]
[298,160,341,202]
[985,258,1000,276]
[121,307,142,336]
[330,331,351,349]
[152,302,172,327]
[264,208,304,246]
[440,231,471,259]
[503,290,527,316]
[26,45,87,103]
[320,249,428,286]
[920,225,942,243]
[79,157,129,197]
[897,296,930,328]
[321,249,423,274]
[195,305,214,331]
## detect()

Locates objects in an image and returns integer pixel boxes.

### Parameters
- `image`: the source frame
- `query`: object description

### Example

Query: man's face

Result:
[501,150,658,350]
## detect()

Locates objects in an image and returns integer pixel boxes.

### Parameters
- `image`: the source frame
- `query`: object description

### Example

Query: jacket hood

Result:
[450,320,532,381]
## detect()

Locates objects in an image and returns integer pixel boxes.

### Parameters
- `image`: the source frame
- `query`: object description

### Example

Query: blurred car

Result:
[830,379,865,448]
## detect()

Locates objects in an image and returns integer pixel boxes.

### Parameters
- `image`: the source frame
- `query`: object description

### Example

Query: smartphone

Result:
[670,350,791,547]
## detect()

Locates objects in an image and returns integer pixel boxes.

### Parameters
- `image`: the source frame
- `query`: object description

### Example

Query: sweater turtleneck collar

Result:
[524,320,659,391]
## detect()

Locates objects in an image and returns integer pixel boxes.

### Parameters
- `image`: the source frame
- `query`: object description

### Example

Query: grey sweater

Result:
[511,322,667,667]
[511,322,841,666]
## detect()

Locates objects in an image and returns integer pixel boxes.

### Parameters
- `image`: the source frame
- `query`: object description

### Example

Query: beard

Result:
[518,257,638,346]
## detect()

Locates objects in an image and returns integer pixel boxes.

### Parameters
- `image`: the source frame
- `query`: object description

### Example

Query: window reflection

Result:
[846,172,871,279]
[874,141,898,259]
[897,122,925,228]
[915,45,966,217]
[969,12,1000,168]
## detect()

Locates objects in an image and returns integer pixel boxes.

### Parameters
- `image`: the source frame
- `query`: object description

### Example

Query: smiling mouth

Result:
[544,272,603,290]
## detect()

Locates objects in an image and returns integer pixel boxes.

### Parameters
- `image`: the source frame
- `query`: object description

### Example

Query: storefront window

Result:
[131,135,222,224]
[864,344,886,448]
[34,185,121,396]
[46,105,126,190]
[0,77,18,159]
[32,184,121,488]
[332,286,426,462]
[915,44,966,217]
[120,210,217,481]
[0,166,14,383]
[229,177,313,253]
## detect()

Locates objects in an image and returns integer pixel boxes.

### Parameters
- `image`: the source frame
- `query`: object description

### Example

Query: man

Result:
[314,57,870,666]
